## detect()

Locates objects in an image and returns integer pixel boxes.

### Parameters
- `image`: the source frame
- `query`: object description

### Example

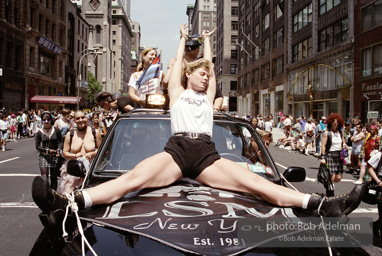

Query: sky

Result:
[130,0,194,71]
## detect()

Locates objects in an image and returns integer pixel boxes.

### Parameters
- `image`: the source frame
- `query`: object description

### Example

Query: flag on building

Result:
[136,55,161,89]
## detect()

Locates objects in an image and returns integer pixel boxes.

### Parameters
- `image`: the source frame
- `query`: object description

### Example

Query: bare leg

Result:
[86,152,183,205]
[196,158,305,207]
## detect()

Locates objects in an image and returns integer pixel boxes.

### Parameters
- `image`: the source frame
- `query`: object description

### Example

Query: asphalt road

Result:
[0,136,381,255]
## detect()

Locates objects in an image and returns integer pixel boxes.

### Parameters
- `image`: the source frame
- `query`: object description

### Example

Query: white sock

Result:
[82,190,93,208]
[302,194,311,209]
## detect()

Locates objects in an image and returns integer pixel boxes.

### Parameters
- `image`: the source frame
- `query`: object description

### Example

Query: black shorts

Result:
[164,136,221,179]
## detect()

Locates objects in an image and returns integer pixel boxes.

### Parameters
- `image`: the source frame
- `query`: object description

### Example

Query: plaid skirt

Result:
[39,153,58,169]
[326,151,343,175]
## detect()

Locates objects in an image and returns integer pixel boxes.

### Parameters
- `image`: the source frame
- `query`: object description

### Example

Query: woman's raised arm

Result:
[168,24,188,106]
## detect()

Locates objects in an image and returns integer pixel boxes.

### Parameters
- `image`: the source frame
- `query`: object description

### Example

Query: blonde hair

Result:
[137,47,157,72]
[182,58,213,88]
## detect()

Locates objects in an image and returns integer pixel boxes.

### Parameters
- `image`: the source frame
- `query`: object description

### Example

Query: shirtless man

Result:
[63,110,102,161]
[60,110,102,193]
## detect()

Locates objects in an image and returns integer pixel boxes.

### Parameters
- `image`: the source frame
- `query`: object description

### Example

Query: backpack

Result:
[69,128,96,146]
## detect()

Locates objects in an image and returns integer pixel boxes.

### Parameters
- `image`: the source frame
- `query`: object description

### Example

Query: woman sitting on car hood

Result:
[32,24,366,229]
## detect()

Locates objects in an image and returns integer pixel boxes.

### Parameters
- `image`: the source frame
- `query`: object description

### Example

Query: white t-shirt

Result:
[171,89,213,136]
[0,120,9,131]
[264,121,272,132]
[329,131,342,152]
[128,71,163,100]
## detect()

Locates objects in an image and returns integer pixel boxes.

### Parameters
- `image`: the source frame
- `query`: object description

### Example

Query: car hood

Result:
[79,179,314,255]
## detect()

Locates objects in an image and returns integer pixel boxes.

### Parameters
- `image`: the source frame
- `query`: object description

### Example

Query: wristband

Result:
[320,154,325,159]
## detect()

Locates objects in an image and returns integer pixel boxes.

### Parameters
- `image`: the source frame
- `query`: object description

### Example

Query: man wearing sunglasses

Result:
[95,92,135,114]
[163,28,223,111]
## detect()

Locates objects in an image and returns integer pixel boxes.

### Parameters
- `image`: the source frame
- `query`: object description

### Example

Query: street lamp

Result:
[77,48,103,110]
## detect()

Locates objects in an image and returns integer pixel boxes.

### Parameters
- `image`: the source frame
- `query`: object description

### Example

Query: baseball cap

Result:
[185,34,202,50]
[95,92,112,104]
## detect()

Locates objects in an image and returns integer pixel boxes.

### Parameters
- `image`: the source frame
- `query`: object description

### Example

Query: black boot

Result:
[307,184,366,217]
[32,176,85,227]
[326,189,335,197]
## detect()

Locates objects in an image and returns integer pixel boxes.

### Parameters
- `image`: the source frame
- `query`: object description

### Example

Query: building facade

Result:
[215,0,239,112]
[188,0,217,59]
[354,0,382,121]
[0,0,26,111]
[237,0,289,118]
[111,2,133,93]
[286,0,354,120]
[130,21,141,73]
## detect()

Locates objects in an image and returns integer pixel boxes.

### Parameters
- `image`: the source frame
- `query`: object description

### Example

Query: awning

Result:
[30,95,81,104]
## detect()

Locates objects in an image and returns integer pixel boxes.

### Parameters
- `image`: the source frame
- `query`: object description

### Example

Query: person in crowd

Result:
[300,116,307,132]
[303,117,315,155]
[91,112,104,137]
[280,113,286,130]
[343,122,353,150]
[258,116,265,130]
[320,113,348,196]
[54,108,72,137]
[355,125,380,184]
[128,47,164,108]
[60,110,102,194]
[16,111,24,138]
[291,117,302,151]
[264,117,273,132]
[0,114,10,151]
[277,129,292,149]
[164,28,223,111]
[35,109,42,132]
[9,113,17,142]
[284,115,292,132]
[314,116,326,156]
[32,24,365,230]
[101,111,114,135]
[351,124,366,181]
[250,117,258,130]
[96,92,134,114]
[257,129,273,148]
[34,111,63,190]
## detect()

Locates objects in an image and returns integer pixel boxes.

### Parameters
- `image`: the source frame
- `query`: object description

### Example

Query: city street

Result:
[0,135,381,255]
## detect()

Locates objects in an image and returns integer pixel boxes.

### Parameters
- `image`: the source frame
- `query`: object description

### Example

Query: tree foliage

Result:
[87,72,103,106]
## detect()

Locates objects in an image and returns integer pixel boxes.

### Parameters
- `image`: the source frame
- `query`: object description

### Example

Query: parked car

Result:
[30,109,369,255]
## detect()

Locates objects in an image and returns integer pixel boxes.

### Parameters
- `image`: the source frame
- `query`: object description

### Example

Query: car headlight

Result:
[146,94,166,107]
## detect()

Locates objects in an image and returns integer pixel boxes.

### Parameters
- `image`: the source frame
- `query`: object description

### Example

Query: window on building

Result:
[231,21,238,30]
[274,27,283,49]
[112,19,117,25]
[30,8,36,28]
[246,12,251,26]
[293,3,312,32]
[231,6,238,16]
[319,0,342,15]
[96,25,101,44]
[274,3,284,21]
[255,23,259,38]
[230,64,237,74]
[263,13,270,31]
[292,37,312,62]
[262,63,270,80]
[362,0,382,31]
[318,18,348,51]
[39,51,54,78]
[262,37,270,55]
[253,47,260,61]
[29,47,34,67]
[231,49,237,59]
[362,44,382,77]
[230,80,237,90]
[254,1,260,18]
[274,56,284,75]
[113,31,116,35]
[231,35,238,46]
[254,68,259,83]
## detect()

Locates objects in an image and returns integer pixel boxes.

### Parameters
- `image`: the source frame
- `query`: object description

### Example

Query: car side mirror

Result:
[283,167,306,182]
[67,160,86,178]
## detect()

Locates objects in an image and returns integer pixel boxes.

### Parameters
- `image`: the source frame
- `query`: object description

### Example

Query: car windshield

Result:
[93,118,280,182]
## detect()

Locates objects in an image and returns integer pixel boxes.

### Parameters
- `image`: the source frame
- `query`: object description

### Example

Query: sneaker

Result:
[308,184,366,217]
[353,179,363,184]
